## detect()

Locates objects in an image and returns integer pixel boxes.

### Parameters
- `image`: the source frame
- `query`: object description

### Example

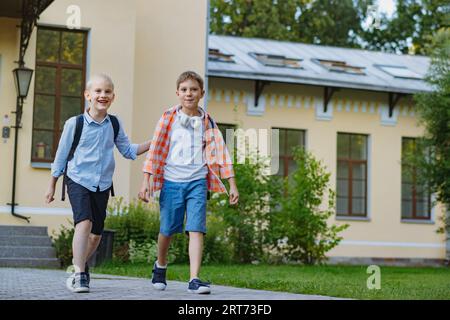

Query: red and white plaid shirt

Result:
[143,106,235,194]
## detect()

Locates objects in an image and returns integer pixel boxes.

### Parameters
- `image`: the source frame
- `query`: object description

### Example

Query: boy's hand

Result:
[138,177,152,203]
[45,185,55,204]
[228,178,239,205]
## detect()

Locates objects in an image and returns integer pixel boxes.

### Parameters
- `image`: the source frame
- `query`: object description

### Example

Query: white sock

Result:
[156,262,167,269]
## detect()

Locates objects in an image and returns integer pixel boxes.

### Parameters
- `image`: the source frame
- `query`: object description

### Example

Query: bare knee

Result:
[75,220,92,233]
[89,234,102,243]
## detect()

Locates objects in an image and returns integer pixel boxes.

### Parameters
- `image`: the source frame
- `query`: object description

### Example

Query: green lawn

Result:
[92,262,450,300]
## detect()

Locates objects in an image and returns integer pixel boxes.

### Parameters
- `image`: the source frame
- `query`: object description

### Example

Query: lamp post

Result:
[8,64,34,222]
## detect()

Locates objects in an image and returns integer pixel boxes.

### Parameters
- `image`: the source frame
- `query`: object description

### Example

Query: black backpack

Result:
[61,114,120,201]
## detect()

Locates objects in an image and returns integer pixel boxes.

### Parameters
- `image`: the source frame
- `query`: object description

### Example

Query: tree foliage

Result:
[268,147,349,265]
[210,0,449,54]
[411,29,450,232]
[363,0,450,54]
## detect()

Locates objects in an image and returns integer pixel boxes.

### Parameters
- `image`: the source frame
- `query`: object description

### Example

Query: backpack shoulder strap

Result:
[109,114,120,141]
[62,114,84,201]
[68,114,84,161]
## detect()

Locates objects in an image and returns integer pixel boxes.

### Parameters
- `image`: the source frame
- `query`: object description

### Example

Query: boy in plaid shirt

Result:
[138,71,238,294]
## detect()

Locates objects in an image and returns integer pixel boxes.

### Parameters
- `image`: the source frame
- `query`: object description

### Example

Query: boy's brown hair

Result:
[176,71,204,90]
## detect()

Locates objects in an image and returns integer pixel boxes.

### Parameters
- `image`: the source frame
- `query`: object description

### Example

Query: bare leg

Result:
[188,232,204,280]
[72,220,92,273]
[85,234,102,263]
[157,233,172,266]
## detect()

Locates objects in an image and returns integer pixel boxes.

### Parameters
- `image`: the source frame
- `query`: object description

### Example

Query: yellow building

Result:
[0,0,447,266]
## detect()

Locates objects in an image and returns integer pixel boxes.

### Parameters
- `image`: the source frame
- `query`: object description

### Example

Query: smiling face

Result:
[84,76,115,114]
[176,78,205,115]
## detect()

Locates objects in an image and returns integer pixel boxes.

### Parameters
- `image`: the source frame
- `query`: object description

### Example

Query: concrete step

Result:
[0,257,60,268]
[0,235,53,247]
[0,246,56,259]
[0,225,48,237]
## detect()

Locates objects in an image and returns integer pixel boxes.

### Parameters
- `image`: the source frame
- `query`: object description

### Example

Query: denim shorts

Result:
[159,178,207,236]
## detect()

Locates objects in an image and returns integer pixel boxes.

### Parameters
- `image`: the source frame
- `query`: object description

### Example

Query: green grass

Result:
[92,262,450,300]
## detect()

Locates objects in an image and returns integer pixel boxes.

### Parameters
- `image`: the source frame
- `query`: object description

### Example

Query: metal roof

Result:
[208,35,433,94]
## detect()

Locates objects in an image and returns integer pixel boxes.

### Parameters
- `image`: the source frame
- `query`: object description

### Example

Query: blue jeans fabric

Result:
[159,179,207,236]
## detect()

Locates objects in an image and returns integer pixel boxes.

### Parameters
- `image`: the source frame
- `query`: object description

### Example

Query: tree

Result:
[409,29,450,234]
[297,0,372,47]
[363,0,449,54]
[210,0,373,48]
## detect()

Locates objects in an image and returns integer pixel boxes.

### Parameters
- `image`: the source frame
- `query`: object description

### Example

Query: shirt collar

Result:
[84,109,110,125]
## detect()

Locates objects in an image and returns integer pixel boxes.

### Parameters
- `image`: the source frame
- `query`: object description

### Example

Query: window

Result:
[315,59,365,75]
[375,65,422,80]
[32,27,87,162]
[217,123,236,142]
[401,138,431,220]
[209,48,235,63]
[217,123,236,154]
[249,52,302,69]
[336,133,368,217]
[274,128,305,177]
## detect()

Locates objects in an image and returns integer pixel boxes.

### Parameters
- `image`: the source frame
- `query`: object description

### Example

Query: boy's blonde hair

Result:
[176,71,204,90]
[86,73,115,90]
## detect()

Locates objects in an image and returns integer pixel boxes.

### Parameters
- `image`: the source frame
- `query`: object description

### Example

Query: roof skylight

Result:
[209,48,235,63]
[249,52,302,69]
[375,65,422,80]
[315,59,366,75]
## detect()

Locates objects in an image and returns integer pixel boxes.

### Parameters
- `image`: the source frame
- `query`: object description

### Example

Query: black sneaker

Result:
[66,272,90,293]
[188,278,211,294]
[151,262,167,290]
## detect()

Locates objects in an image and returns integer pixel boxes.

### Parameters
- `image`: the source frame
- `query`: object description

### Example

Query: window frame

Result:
[336,132,368,217]
[31,26,88,163]
[401,137,432,220]
[273,127,306,178]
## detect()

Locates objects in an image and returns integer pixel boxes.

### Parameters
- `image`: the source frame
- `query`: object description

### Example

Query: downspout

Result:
[203,0,211,112]
[8,0,53,223]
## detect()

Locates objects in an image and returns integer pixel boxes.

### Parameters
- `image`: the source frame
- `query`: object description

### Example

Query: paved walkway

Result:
[0,268,344,300]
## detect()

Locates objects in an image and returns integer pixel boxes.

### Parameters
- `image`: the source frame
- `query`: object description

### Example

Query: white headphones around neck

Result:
[178,109,202,129]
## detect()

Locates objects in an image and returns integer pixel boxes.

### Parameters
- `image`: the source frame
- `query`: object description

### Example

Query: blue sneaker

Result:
[188,278,211,294]
[151,262,167,290]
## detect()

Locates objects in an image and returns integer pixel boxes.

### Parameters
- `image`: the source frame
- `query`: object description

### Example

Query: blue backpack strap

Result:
[62,114,84,201]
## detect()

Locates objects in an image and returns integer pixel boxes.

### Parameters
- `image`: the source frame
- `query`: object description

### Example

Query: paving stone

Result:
[0,268,346,300]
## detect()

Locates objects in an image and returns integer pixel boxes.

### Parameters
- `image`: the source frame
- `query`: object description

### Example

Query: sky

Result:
[377,0,396,17]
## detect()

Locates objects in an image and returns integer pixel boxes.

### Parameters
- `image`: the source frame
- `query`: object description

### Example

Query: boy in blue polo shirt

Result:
[45,74,150,293]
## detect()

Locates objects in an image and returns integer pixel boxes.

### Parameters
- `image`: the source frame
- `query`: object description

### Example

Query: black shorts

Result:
[66,177,110,235]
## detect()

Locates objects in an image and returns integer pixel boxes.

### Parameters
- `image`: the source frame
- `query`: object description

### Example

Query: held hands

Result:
[138,176,153,203]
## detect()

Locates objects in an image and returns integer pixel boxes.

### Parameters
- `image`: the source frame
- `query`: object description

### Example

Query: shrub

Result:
[51,221,74,268]
[105,197,160,261]
[208,154,282,263]
[268,147,349,265]
[129,239,178,265]
[202,212,233,264]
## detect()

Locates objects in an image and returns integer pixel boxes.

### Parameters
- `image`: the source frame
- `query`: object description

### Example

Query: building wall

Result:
[129,0,208,199]
[207,77,446,259]
[0,0,207,236]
